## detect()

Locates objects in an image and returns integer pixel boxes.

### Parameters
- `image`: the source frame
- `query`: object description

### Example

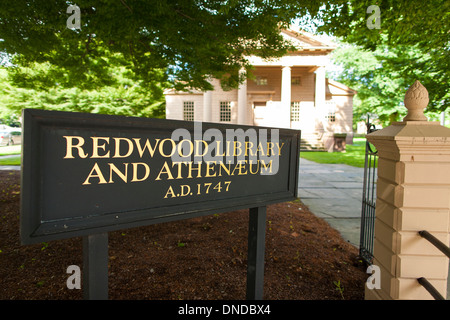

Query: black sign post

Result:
[20,109,300,300]
[246,206,267,300]
[83,233,109,300]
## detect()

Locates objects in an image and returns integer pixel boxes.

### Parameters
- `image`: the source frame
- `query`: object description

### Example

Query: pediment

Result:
[281,27,336,52]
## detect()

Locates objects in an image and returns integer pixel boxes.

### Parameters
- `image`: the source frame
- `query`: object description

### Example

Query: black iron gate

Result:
[359,118,378,264]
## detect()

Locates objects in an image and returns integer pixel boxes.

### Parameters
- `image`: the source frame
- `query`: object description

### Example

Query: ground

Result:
[0,170,367,300]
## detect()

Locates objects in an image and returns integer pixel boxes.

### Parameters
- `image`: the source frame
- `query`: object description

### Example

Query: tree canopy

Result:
[328,42,444,126]
[0,0,326,91]
[0,0,448,118]
[317,0,450,114]
[0,56,167,120]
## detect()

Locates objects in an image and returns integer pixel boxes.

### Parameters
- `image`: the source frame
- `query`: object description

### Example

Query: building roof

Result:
[281,26,336,53]
[165,27,340,95]
[326,79,357,96]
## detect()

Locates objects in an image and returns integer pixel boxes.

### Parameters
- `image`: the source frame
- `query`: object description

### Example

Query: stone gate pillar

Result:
[365,81,450,300]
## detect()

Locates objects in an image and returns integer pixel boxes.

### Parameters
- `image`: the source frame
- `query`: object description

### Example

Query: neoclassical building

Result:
[165,27,356,151]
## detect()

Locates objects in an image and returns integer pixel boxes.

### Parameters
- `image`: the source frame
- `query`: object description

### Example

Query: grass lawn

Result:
[0,155,21,166]
[0,145,21,166]
[300,137,371,168]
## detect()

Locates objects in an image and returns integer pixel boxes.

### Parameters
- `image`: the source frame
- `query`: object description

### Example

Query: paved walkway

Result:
[0,165,20,170]
[298,158,364,247]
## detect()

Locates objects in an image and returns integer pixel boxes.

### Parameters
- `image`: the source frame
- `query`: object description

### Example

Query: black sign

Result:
[20,109,300,244]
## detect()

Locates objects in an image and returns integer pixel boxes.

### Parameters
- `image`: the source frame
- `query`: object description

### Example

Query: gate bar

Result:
[419,230,450,259]
[417,277,445,300]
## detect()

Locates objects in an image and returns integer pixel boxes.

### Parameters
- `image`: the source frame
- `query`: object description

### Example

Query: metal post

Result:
[246,206,267,300]
[83,233,109,300]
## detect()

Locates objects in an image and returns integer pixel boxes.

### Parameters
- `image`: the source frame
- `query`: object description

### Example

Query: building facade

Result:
[165,27,356,151]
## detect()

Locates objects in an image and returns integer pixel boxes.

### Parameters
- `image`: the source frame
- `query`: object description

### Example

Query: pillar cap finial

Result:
[403,80,428,121]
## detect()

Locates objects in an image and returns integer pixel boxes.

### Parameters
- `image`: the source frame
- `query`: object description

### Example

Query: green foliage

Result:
[1,82,166,118]
[0,52,167,119]
[0,0,447,120]
[329,39,448,126]
[333,280,345,299]
[318,0,450,114]
[329,43,411,126]
[0,0,328,91]
[0,0,330,118]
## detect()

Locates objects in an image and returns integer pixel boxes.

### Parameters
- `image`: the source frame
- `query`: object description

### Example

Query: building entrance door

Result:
[253,101,266,126]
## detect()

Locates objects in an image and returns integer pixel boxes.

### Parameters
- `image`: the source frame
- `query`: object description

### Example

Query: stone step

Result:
[300,134,325,151]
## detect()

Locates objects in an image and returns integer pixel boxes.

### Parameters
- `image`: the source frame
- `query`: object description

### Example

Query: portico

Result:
[165,27,356,151]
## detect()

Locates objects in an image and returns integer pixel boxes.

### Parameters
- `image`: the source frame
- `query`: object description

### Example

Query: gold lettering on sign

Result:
[91,137,110,158]
[82,163,107,185]
[113,138,133,158]
[180,185,191,197]
[245,141,255,157]
[218,161,231,176]
[159,138,177,158]
[195,140,208,157]
[177,139,193,157]
[248,160,260,174]
[233,141,242,157]
[267,142,274,156]
[276,142,285,156]
[256,142,265,156]
[215,140,225,157]
[108,163,129,183]
[63,136,89,159]
[63,134,287,194]
[164,186,176,198]
[131,162,150,182]
[133,138,160,158]
[155,161,174,180]
[186,161,202,179]
[205,161,217,177]
[260,160,273,174]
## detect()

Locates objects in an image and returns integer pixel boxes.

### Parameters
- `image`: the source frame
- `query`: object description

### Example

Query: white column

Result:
[280,65,292,128]
[203,90,212,122]
[281,65,291,109]
[237,76,247,125]
[315,66,326,108]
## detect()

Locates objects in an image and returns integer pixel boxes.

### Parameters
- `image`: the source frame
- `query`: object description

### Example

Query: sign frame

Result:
[20,109,300,245]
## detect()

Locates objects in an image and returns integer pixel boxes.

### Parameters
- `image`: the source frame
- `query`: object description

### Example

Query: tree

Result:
[317,0,450,113]
[328,40,443,127]
[1,1,447,118]
[0,53,167,119]
[0,0,326,91]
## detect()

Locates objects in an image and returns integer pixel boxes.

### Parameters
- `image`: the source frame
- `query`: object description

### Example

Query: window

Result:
[291,76,301,85]
[220,101,232,122]
[255,76,268,86]
[325,101,337,122]
[291,101,300,122]
[183,101,194,121]
[326,112,336,122]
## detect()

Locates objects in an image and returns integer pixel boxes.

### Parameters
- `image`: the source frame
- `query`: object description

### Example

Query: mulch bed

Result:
[0,170,367,300]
